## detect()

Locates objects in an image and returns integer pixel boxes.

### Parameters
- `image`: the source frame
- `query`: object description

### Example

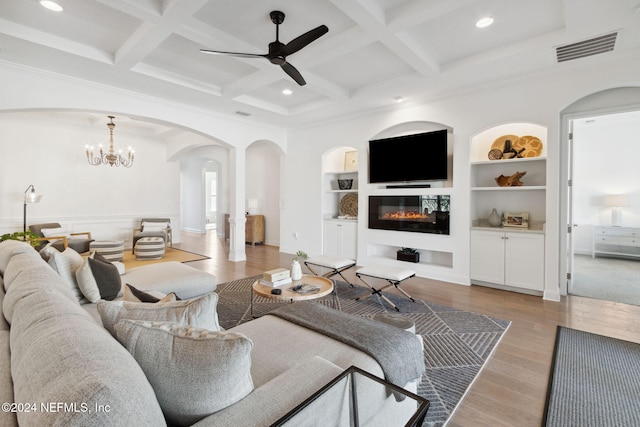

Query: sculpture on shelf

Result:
[495,171,526,187]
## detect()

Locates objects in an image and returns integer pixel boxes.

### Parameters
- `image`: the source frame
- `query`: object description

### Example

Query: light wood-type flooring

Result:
[176,231,640,427]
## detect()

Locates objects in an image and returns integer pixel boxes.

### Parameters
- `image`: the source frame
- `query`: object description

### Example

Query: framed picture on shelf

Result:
[502,212,529,228]
[344,151,358,172]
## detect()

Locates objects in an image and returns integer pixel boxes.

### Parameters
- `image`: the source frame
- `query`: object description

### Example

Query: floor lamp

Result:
[23,185,42,234]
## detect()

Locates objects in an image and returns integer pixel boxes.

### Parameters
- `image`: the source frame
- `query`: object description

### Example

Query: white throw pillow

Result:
[41,227,71,239]
[114,320,254,426]
[97,291,221,336]
[47,247,86,303]
[142,222,169,232]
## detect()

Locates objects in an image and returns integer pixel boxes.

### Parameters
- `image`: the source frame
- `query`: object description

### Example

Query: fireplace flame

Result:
[382,210,430,220]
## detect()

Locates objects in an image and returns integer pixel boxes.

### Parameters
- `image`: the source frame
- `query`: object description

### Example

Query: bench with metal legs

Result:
[355,265,416,312]
[304,256,357,287]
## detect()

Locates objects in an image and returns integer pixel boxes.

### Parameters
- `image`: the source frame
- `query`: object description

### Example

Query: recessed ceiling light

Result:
[282,88,293,95]
[39,1,64,12]
[393,96,405,103]
[476,17,494,28]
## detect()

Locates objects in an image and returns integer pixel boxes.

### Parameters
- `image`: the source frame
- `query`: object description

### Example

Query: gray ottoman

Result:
[134,236,165,260]
[90,240,125,262]
[123,262,217,299]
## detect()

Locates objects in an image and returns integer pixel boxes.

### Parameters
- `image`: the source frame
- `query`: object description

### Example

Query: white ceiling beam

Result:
[114,0,208,69]
[386,0,474,32]
[441,29,567,73]
[94,0,162,22]
[131,63,222,96]
[0,18,113,64]
[329,0,439,76]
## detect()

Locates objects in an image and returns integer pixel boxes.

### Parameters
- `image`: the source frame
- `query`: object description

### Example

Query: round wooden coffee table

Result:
[251,274,334,317]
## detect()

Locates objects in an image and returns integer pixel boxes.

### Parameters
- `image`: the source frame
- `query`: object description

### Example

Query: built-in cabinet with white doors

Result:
[470,123,547,294]
[470,229,545,292]
[322,147,358,259]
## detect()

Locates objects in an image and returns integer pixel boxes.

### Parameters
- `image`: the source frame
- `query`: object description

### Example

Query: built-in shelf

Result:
[471,186,546,191]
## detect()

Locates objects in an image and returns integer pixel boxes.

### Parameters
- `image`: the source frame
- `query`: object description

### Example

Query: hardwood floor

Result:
[176,231,640,426]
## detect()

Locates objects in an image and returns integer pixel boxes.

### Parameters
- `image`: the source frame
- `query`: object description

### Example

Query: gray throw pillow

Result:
[76,253,121,303]
[114,320,254,426]
[97,291,221,336]
[123,284,178,303]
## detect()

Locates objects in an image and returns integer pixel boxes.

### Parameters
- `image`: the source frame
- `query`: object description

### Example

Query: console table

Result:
[224,214,265,245]
[592,226,640,259]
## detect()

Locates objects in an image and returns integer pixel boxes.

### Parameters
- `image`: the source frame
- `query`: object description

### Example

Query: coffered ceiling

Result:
[1,0,639,129]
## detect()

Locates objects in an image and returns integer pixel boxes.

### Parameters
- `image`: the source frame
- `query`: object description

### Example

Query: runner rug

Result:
[544,326,640,426]
[216,276,510,427]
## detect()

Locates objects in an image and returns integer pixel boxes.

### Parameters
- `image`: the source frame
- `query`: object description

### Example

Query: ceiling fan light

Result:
[39,1,64,12]
[476,17,494,28]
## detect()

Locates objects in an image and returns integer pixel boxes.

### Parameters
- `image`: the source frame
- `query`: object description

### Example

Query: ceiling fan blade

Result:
[281,25,328,57]
[281,62,306,86]
[200,49,266,60]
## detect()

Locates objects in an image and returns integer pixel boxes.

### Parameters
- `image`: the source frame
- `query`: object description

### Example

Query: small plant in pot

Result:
[0,231,40,248]
[397,247,420,263]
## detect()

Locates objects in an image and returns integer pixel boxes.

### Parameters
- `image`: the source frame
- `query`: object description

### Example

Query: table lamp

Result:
[604,194,629,227]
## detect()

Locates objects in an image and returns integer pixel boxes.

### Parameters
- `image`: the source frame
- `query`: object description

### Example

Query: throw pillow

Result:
[123,284,178,303]
[76,253,122,303]
[47,247,86,303]
[97,291,221,336]
[40,227,71,239]
[142,221,169,232]
[114,320,254,426]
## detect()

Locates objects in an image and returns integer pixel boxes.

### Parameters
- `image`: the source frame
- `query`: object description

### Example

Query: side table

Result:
[272,365,429,426]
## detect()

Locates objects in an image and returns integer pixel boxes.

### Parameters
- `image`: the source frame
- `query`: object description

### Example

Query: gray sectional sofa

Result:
[0,240,424,426]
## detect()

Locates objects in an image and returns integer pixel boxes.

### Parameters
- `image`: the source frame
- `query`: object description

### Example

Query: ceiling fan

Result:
[200,11,328,86]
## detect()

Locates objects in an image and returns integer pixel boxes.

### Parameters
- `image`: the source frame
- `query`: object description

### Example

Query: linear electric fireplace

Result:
[369,195,450,234]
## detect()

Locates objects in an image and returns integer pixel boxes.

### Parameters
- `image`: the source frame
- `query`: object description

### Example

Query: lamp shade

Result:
[604,195,630,207]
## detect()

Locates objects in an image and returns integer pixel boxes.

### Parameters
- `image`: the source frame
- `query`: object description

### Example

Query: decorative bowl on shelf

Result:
[337,179,353,190]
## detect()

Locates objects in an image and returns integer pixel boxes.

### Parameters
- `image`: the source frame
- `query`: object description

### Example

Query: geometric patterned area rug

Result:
[544,326,640,427]
[216,276,511,427]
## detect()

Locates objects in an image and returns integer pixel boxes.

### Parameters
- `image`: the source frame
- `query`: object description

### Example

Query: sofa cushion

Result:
[0,331,17,426]
[3,252,80,324]
[115,320,253,426]
[0,240,33,277]
[76,253,121,303]
[7,261,166,426]
[193,356,344,427]
[97,291,221,336]
[47,247,86,303]
[123,284,177,303]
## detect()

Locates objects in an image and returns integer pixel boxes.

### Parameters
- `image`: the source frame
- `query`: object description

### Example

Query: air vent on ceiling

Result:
[556,32,618,63]
[235,111,251,117]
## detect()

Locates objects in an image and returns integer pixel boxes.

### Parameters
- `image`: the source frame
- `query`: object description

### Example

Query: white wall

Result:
[0,112,180,246]
[246,141,281,246]
[280,55,640,300]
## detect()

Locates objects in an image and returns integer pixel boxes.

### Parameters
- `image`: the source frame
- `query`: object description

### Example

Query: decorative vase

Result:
[291,260,303,280]
[488,208,502,227]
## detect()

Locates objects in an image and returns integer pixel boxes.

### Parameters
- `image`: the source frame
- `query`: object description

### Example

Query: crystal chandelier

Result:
[85,116,135,167]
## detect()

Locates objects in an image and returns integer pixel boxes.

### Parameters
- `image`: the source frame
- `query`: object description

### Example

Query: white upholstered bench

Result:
[355,265,416,311]
[304,255,356,286]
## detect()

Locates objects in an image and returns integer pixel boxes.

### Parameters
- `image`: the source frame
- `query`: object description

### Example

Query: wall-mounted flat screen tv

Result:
[368,129,448,183]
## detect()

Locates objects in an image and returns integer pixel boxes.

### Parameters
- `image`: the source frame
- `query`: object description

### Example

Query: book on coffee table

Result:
[290,283,321,294]
[259,277,293,288]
